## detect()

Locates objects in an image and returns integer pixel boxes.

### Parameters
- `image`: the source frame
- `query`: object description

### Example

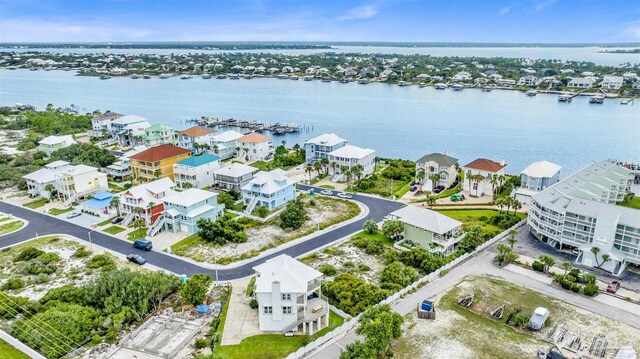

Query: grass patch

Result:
[104,225,126,235]
[619,196,640,210]
[108,182,126,193]
[0,339,29,359]
[215,310,344,359]
[0,220,24,235]
[318,184,335,189]
[350,230,395,247]
[171,233,204,254]
[126,228,148,241]
[435,209,524,233]
[97,216,116,226]
[394,182,411,198]
[48,207,74,215]
[23,198,48,209]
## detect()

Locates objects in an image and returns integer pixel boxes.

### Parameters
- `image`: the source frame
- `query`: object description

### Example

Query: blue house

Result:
[304,133,347,164]
[241,169,297,214]
[150,188,225,236]
[79,191,114,217]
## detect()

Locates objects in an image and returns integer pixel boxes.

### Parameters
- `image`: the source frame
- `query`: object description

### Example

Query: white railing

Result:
[244,196,259,214]
[285,219,527,359]
[62,192,77,208]
[146,214,165,237]
[121,211,136,227]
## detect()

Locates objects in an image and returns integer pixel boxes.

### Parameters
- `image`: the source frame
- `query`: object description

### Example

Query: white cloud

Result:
[534,0,558,11]
[498,6,512,15]
[336,5,379,21]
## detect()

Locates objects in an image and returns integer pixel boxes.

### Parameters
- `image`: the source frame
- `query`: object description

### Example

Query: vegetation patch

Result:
[48,207,74,215]
[0,339,29,359]
[23,198,48,209]
[0,220,24,235]
[103,225,126,235]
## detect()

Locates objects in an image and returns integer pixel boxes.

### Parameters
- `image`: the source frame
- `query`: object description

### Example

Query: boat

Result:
[180,75,192,80]
[339,78,349,83]
[216,75,227,79]
[451,83,464,91]
[525,90,537,97]
[143,75,151,79]
[304,75,314,81]
[277,74,288,79]
[398,81,408,87]
[159,74,172,79]
[99,75,111,80]
[30,68,38,71]
[244,75,252,79]
[289,75,299,80]
[63,67,71,71]
[589,95,605,104]
[322,78,331,82]
[130,75,139,79]
[44,67,52,71]
[558,94,572,102]
[202,74,211,79]
[435,83,447,90]
[482,87,492,92]
[6,66,17,70]
[358,79,369,84]
[229,74,239,79]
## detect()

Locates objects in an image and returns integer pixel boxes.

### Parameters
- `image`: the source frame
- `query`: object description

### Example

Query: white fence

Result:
[0,329,46,359]
[284,219,527,359]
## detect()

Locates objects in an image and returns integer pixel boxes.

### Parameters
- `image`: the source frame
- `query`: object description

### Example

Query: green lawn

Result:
[98,216,117,226]
[350,230,395,247]
[435,209,525,233]
[215,311,344,359]
[48,207,74,215]
[127,228,148,241]
[318,184,335,189]
[0,220,25,235]
[619,196,640,210]
[394,182,411,198]
[23,198,48,209]
[104,225,126,235]
[108,182,126,193]
[0,339,29,359]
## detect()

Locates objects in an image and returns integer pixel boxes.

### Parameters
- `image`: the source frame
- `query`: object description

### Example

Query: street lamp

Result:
[87,231,93,252]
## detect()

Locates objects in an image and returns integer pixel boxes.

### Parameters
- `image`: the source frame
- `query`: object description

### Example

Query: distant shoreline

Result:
[597,49,640,54]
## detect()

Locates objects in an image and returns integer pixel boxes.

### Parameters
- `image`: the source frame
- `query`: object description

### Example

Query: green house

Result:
[389,206,465,255]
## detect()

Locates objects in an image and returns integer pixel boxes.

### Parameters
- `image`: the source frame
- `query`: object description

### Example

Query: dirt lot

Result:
[394,276,640,359]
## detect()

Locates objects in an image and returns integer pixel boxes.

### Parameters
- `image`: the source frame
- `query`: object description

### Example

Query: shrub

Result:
[198,216,248,245]
[87,254,117,271]
[309,199,316,206]
[13,247,45,262]
[38,252,60,265]
[72,246,92,258]
[249,299,258,309]
[380,261,419,292]
[352,236,385,255]
[319,264,338,276]
[531,261,544,272]
[322,274,390,316]
[582,273,597,285]
[253,205,269,218]
[583,283,599,296]
[1,277,25,291]
[279,199,308,230]
[571,284,581,293]
[181,274,213,306]
[362,220,378,234]
[24,261,57,275]
[246,276,256,297]
[358,264,371,272]
[194,337,211,349]
[511,312,530,328]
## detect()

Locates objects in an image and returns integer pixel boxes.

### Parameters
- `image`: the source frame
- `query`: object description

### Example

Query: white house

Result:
[37,135,76,155]
[600,75,624,90]
[89,112,123,137]
[213,163,259,191]
[23,160,71,198]
[209,130,244,160]
[118,178,177,226]
[252,255,328,334]
[622,71,638,81]
[496,78,516,86]
[514,160,561,205]
[328,145,376,181]
[173,154,221,189]
[518,75,539,87]
[55,164,108,205]
[415,153,458,191]
[452,71,472,82]
[567,77,596,88]
[106,145,148,180]
[237,132,274,162]
[176,126,216,151]
[462,158,507,197]
[155,188,225,236]
[110,115,149,134]
[116,121,151,147]
[304,133,347,164]
[242,169,297,214]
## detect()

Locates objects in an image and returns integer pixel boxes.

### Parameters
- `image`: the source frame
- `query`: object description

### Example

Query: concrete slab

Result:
[220,277,261,345]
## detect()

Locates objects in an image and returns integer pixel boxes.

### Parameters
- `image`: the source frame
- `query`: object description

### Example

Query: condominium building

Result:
[129,144,192,182]
[304,133,347,164]
[528,161,638,276]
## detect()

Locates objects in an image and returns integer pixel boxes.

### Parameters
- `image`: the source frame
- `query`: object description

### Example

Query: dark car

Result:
[433,186,445,194]
[133,239,153,251]
[607,280,621,293]
[127,254,146,265]
[111,217,124,224]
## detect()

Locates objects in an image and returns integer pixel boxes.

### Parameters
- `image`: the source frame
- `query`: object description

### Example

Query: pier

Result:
[620,96,636,105]
[186,116,304,135]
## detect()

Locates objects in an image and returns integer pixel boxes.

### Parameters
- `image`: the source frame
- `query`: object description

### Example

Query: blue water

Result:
[0,69,638,175]
[2,45,639,66]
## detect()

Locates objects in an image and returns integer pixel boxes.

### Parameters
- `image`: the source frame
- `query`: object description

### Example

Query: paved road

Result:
[0,186,402,280]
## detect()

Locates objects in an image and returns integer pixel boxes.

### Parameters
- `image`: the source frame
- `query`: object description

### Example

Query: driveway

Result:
[220,277,260,345]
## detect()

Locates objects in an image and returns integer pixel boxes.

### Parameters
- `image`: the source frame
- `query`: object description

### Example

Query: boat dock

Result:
[621,96,637,105]
[188,116,304,135]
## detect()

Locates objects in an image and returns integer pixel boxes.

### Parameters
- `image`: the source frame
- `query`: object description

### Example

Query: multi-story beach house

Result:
[600,75,624,90]
[37,135,76,155]
[173,154,221,189]
[54,164,108,205]
[110,115,149,134]
[514,160,561,205]
[328,145,376,181]
[415,153,458,191]
[129,144,192,182]
[89,111,123,137]
[23,160,72,198]
[252,255,329,334]
[176,126,216,151]
[241,169,296,214]
[118,177,177,227]
[152,188,225,236]
[462,158,507,197]
[140,123,175,147]
[106,145,148,180]
[528,161,638,276]
[388,206,465,256]
[79,191,115,217]
[213,163,259,191]
[567,77,596,88]
[304,133,347,164]
[452,71,471,82]
[518,75,539,87]
[208,130,244,160]
[237,132,273,162]
[116,121,151,147]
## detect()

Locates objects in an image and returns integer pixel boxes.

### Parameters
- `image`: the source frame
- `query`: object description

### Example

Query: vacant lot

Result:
[394,276,640,359]
[435,209,525,234]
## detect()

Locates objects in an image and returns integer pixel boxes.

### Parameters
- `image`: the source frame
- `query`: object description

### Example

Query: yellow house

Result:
[129,144,192,182]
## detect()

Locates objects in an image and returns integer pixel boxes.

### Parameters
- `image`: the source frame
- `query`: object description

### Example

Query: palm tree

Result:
[561,262,572,277]
[339,165,348,179]
[494,197,506,213]
[504,197,514,215]
[428,173,440,192]
[538,254,555,274]
[235,146,241,158]
[490,175,499,198]
[345,168,354,188]
[305,165,313,182]
[313,161,322,176]
[44,184,57,200]
[425,193,436,208]
[471,174,485,197]
[330,161,337,175]
[507,229,517,249]
[110,196,121,218]
[193,143,201,155]
[243,147,249,161]
[415,169,425,185]
[293,143,301,156]
[320,157,330,175]
[511,199,522,214]
[212,145,219,155]
[351,164,364,181]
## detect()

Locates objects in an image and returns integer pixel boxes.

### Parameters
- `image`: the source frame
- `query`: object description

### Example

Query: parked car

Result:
[284,331,294,337]
[433,185,445,194]
[571,248,580,255]
[127,254,146,265]
[111,217,124,224]
[450,194,464,202]
[133,239,153,251]
[66,211,81,219]
[320,190,333,195]
[337,192,353,199]
[607,280,621,293]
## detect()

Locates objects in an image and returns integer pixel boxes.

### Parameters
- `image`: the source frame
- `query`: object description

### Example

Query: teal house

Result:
[149,188,224,236]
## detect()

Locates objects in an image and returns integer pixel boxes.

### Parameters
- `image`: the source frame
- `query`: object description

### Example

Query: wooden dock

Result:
[187,116,303,135]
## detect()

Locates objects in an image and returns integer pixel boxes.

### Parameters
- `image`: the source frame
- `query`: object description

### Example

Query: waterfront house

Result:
[156,188,225,236]
[129,144,192,182]
[237,132,273,162]
[173,154,221,189]
[567,77,596,88]
[213,163,259,191]
[622,71,638,81]
[328,145,376,181]
[528,161,638,276]
[518,75,539,87]
[600,75,624,90]
[462,158,507,196]
[514,160,561,205]
[252,255,329,334]
[241,169,297,214]
[415,153,459,192]
[110,115,149,134]
[54,164,108,205]
[496,78,516,87]
[116,121,151,147]
[452,71,471,82]
[209,130,244,160]
[140,123,175,147]
[304,133,348,164]
[79,191,115,217]
[37,135,76,155]
[388,205,465,256]
[23,160,71,198]
[176,126,216,151]
[119,177,177,226]
[89,112,123,137]
[106,145,148,180]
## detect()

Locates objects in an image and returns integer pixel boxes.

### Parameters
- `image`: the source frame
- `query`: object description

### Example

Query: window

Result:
[281,293,291,301]
[282,306,292,314]
[263,306,272,314]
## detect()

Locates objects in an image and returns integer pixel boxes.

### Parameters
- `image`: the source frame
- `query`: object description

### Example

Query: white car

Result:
[284,331,294,337]
[320,190,333,195]
[66,211,81,219]
[337,192,353,199]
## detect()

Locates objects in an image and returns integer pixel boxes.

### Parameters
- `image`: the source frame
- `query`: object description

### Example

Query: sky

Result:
[1,0,639,43]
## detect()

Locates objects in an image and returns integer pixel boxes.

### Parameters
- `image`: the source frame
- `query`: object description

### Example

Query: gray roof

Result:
[416,153,458,167]
[390,205,462,234]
